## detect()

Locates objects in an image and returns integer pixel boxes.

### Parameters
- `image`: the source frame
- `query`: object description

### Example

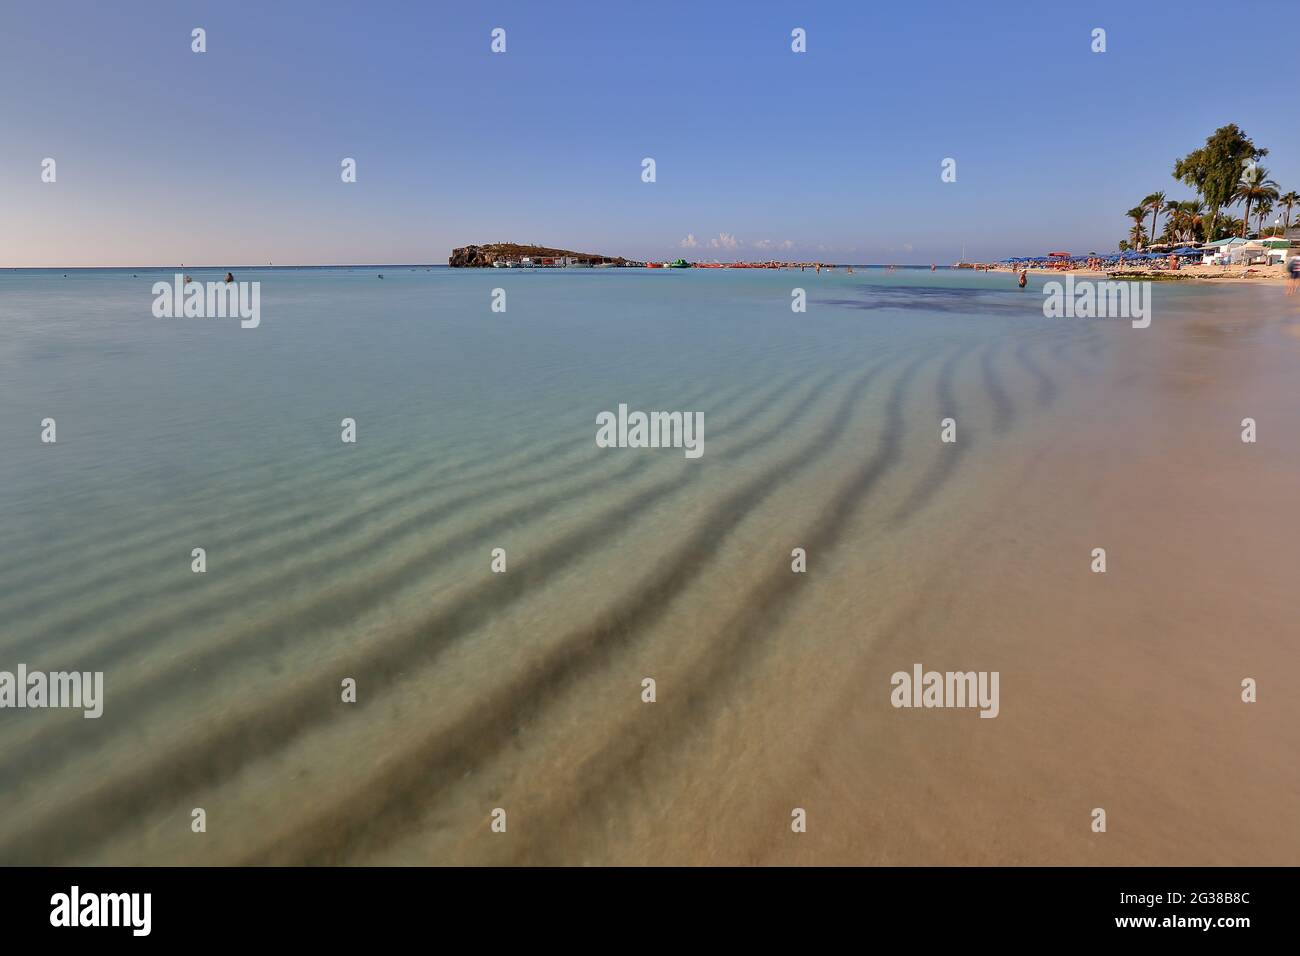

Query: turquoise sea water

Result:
[0,266,1080,548]
[2,267,1297,864]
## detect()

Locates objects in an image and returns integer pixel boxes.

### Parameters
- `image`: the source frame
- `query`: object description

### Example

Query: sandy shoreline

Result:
[986,262,1291,285]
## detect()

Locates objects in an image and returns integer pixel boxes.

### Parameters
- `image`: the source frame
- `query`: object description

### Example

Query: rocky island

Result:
[449,243,633,268]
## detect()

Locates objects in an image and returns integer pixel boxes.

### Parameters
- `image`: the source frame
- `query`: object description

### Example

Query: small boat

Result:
[667,259,691,268]
[645,262,663,268]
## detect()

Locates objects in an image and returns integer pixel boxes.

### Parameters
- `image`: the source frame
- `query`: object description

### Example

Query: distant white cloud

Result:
[753,239,774,250]
[781,239,794,250]
[679,233,699,249]
[710,232,741,249]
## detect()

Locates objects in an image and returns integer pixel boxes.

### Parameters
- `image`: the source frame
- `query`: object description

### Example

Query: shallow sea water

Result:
[1,267,1296,864]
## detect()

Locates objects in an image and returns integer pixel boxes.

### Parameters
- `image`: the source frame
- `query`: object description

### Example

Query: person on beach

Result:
[1287,255,1300,296]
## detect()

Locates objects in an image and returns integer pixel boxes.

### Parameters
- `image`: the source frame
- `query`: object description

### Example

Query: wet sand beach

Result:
[992,262,1291,284]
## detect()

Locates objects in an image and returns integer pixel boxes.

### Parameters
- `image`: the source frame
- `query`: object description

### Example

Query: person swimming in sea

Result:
[225,272,234,284]
[1017,269,1027,288]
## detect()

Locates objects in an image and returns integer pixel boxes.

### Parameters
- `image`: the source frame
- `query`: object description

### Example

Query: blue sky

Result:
[2,0,1295,266]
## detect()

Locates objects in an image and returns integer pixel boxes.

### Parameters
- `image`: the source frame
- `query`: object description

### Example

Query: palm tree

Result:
[1232,166,1280,237]
[1254,199,1273,236]
[1217,216,1244,240]
[1126,206,1149,248]
[1128,222,1149,249]
[1279,190,1299,230]
[1178,200,1206,243]
[1160,200,1188,243]
[1141,192,1167,243]
[1162,201,1188,242]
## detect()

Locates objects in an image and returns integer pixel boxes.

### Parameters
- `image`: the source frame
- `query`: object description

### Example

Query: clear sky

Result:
[2,0,1295,266]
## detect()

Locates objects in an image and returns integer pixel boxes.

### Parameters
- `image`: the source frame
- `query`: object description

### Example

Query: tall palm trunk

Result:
[1240,199,1251,238]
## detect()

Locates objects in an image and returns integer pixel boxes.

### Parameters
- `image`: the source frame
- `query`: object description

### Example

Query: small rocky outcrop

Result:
[449,243,625,267]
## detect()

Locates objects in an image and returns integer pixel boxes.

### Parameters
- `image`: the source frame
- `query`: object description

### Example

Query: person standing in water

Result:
[1018,269,1027,289]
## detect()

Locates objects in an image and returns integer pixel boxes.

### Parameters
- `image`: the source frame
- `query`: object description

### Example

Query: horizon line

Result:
[5,260,963,271]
